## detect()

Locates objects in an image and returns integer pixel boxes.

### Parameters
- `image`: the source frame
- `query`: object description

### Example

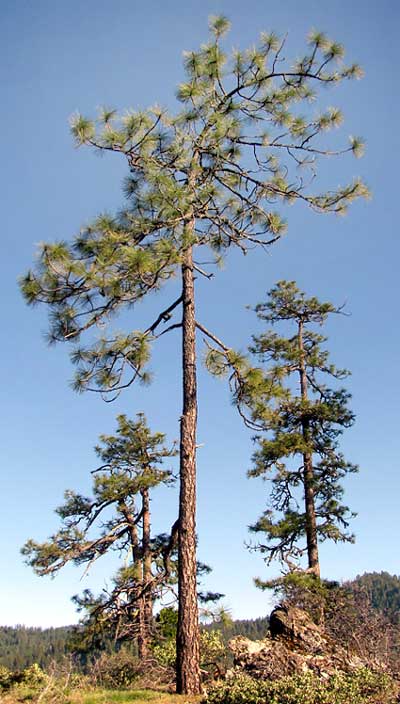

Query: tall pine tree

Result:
[21,17,368,692]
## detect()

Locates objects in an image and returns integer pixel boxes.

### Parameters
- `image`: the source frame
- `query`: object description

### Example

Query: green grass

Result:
[70,690,187,704]
[1,687,201,704]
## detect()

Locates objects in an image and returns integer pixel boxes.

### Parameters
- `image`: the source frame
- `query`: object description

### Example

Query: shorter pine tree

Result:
[207,281,357,578]
[249,281,357,578]
[22,414,177,658]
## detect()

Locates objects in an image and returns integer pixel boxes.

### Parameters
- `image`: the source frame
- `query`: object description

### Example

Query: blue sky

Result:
[1,0,399,627]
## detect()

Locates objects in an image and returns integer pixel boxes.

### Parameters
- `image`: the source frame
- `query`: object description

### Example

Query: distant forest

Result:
[1,572,399,671]
[0,617,269,671]
[351,571,400,624]
[0,625,73,671]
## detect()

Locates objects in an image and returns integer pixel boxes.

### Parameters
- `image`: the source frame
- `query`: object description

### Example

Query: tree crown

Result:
[21,413,176,576]
[207,281,358,569]
[20,18,369,398]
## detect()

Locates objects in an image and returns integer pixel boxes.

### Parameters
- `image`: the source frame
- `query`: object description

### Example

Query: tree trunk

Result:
[298,321,320,577]
[121,503,148,659]
[141,487,153,656]
[176,241,201,695]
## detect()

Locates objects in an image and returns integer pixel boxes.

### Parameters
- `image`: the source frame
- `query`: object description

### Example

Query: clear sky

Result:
[1,0,399,628]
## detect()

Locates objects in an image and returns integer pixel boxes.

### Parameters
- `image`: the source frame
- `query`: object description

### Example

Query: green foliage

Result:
[22,413,175,575]
[205,670,397,704]
[0,626,73,671]
[0,617,269,673]
[154,607,179,642]
[21,414,177,653]
[261,572,400,672]
[199,630,226,668]
[208,15,231,38]
[94,413,175,486]
[89,649,141,689]
[152,606,228,674]
[215,280,358,570]
[152,639,177,669]
[350,572,400,624]
[21,19,368,400]
[256,571,331,618]
[0,663,48,692]
[20,19,369,693]
[209,617,269,643]
[152,629,226,673]
[153,605,269,647]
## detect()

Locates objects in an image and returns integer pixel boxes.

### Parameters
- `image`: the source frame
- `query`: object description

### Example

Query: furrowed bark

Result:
[176,239,201,694]
[298,320,320,577]
[121,503,148,658]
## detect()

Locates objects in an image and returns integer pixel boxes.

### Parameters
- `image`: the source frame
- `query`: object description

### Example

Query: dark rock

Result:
[228,606,374,681]
[269,606,326,652]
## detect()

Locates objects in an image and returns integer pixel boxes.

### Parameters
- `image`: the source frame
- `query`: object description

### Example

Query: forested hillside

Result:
[207,616,269,642]
[2,573,399,671]
[0,618,269,671]
[2,573,398,671]
[3,572,399,672]
[350,572,400,624]
[0,625,72,670]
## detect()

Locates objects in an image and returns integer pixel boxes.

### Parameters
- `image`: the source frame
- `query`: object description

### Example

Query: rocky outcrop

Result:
[228,605,374,681]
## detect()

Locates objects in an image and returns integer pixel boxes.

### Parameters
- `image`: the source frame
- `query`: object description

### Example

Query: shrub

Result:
[21,663,48,687]
[266,572,400,671]
[89,649,140,688]
[0,665,13,690]
[200,631,226,664]
[205,669,398,704]
[152,629,227,676]
[152,639,176,668]
[0,663,48,692]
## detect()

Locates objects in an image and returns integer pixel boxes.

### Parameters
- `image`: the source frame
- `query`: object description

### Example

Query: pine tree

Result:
[22,414,176,659]
[228,281,358,577]
[20,17,368,693]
